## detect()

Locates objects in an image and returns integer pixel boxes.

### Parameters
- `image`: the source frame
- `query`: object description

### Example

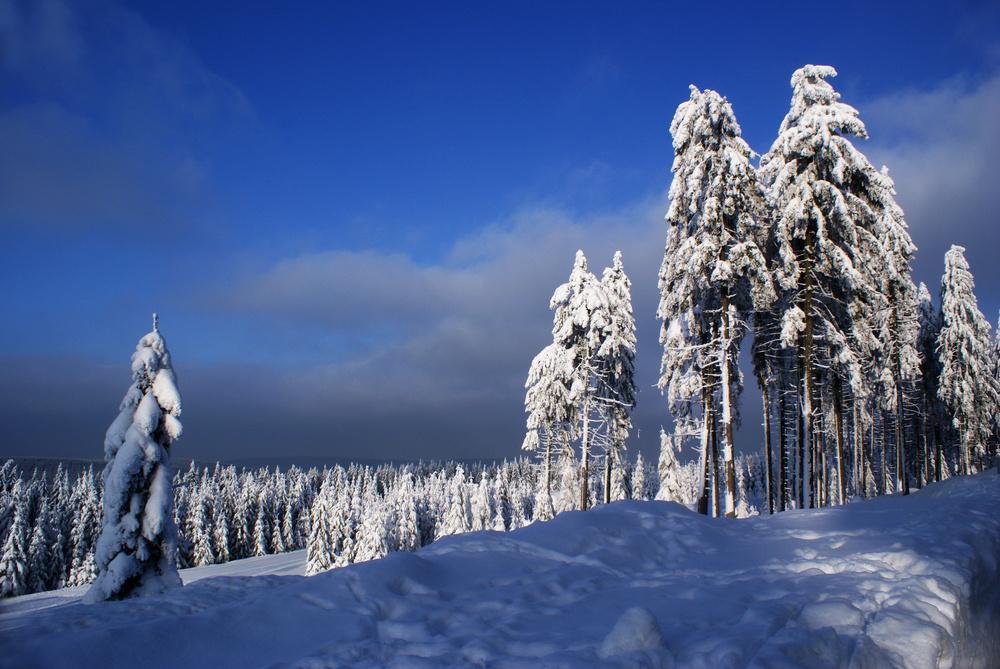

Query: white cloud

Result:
[861,71,1000,299]
[201,191,675,459]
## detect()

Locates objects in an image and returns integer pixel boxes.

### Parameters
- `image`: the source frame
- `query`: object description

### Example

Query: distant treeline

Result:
[4,453,739,598]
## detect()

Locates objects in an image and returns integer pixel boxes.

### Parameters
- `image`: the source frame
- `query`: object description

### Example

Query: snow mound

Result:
[1,471,999,668]
[598,606,672,666]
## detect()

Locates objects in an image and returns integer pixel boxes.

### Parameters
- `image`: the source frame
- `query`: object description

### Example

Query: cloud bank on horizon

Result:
[2,0,999,465]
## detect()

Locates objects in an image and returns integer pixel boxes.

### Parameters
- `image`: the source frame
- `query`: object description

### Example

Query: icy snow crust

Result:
[2,472,999,668]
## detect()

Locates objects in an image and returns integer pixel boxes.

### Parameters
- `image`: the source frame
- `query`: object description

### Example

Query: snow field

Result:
[1,470,999,668]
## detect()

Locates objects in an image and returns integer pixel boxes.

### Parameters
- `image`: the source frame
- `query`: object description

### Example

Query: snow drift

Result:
[2,471,999,668]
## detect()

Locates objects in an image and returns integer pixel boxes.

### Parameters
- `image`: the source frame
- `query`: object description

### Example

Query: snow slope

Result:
[2,471,999,668]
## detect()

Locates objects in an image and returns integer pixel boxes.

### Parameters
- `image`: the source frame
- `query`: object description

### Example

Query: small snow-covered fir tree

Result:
[27,496,55,593]
[549,250,613,511]
[937,246,998,475]
[598,252,637,504]
[0,482,30,598]
[522,342,575,513]
[655,430,687,504]
[305,480,336,575]
[85,315,183,604]
[190,486,215,567]
[67,469,100,587]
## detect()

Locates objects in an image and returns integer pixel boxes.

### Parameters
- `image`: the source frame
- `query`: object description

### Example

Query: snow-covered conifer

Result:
[190,486,215,567]
[658,86,773,516]
[937,246,998,475]
[85,315,183,604]
[549,250,613,511]
[27,496,55,593]
[67,470,100,587]
[598,251,637,504]
[522,342,575,512]
[632,452,648,501]
[305,481,336,575]
[759,66,889,508]
[655,430,687,504]
[0,482,30,598]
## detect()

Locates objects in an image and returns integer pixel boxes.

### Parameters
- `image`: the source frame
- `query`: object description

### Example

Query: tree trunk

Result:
[834,374,846,505]
[604,448,612,505]
[801,269,815,509]
[779,384,788,512]
[696,376,711,516]
[763,384,774,515]
[881,414,888,495]
[933,421,943,482]
[581,385,590,511]
[720,296,736,517]
[853,402,861,497]
[710,408,720,517]
[896,385,907,495]
[797,380,805,509]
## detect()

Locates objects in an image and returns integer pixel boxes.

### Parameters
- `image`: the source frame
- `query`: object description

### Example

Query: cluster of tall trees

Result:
[522,65,998,520]
[522,250,638,517]
[658,65,999,517]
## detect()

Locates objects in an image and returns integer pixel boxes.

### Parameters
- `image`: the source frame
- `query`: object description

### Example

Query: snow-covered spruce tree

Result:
[305,480,336,575]
[67,469,100,587]
[868,166,920,496]
[990,312,1000,460]
[522,342,575,519]
[759,65,888,509]
[548,250,613,511]
[0,481,30,598]
[655,429,687,504]
[597,251,637,504]
[658,85,774,517]
[85,314,183,604]
[26,496,55,593]
[937,246,998,475]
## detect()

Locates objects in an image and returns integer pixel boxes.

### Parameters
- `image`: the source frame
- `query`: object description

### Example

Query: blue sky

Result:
[2,0,1000,465]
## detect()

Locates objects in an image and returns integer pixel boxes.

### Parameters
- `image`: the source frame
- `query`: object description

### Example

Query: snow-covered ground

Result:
[2,471,999,669]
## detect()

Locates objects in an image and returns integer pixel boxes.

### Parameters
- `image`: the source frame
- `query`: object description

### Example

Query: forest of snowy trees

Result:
[524,65,1000,520]
[3,65,999,601]
[0,454,716,598]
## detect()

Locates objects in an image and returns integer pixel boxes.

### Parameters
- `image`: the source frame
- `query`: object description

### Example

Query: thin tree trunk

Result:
[696,380,711,516]
[897,390,907,495]
[711,406,720,517]
[779,384,788,512]
[881,413,888,495]
[834,374,846,505]
[581,385,590,511]
[934,421,943,482]
[763,384,774,515]
[545,437,553,501]
[853,402,861,497]
[720,297,736,517]
[604,447,612,505]
[801,260,815,509]
[797,379,805,510]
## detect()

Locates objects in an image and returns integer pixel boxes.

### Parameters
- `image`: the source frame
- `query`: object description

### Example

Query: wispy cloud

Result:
[195,193,673,459]
[862,70,1000,301]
